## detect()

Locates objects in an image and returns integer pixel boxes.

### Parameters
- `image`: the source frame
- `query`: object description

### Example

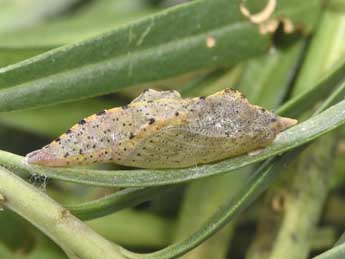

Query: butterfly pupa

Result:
[26,88,297,169]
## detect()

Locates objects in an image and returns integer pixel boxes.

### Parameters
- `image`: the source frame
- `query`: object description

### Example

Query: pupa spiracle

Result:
[26,88,297,169]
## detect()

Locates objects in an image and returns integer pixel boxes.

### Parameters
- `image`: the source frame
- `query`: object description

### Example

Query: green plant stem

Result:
[268,7,345,258]
[269,136,335,259]
[0,166,127,259]
[245,81,345,259]
[246,7,345,259]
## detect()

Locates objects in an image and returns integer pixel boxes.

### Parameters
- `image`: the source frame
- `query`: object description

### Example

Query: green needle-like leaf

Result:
[0,0,319,112]
[67,186,173,221]
[278,57,345,117]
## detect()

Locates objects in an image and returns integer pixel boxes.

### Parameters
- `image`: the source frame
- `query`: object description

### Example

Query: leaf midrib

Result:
[0,21,253,93]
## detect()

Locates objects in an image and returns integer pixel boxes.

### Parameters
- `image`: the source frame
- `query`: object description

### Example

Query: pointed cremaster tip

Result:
[278,116,298,130]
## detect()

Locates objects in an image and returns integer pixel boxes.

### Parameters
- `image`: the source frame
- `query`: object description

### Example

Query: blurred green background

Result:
[0,0,345,259]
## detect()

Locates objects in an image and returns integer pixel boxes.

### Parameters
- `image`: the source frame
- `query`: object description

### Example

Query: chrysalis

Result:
[26,88,297,169]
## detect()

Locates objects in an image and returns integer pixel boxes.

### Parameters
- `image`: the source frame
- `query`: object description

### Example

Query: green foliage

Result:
[0,0,320,112]
[0,0,344,259]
